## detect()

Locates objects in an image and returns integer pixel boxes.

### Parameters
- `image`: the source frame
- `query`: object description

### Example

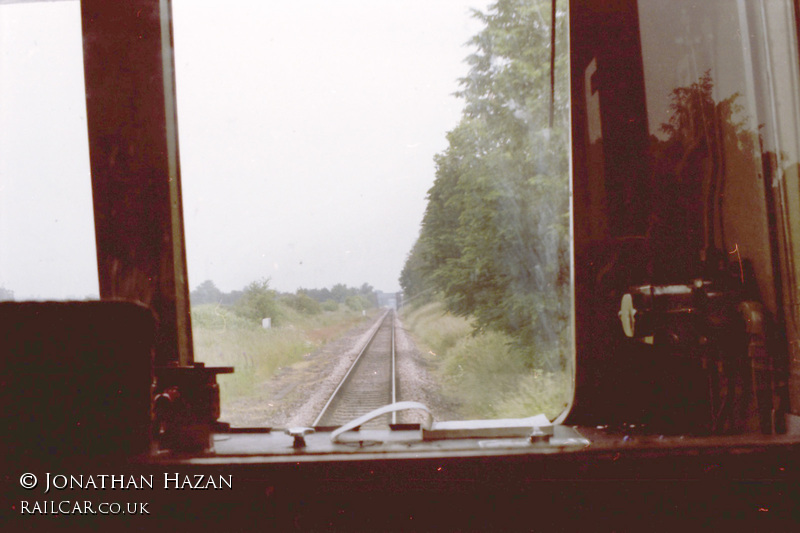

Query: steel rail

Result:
[391,313,397,424]
[312,309,393,427]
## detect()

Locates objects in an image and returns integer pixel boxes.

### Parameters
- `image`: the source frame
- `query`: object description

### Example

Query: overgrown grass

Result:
[401,301,472,356]
[191,303,373,401]
[401,301,572,420]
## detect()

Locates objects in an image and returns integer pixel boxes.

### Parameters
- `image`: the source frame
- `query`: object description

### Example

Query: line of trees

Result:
[190,278,377,325]
[399,0,570,370]
[297,283,377,309]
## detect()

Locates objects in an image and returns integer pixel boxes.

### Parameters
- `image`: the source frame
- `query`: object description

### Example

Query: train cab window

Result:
[0,0,98,301]
[8,0,800,470]
[172,0,574,429]
[9,3,800,529]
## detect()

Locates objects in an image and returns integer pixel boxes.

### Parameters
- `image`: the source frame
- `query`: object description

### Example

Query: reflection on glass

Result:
[647,73,760,282]
[573,0,800,433]
[638,0,774,296]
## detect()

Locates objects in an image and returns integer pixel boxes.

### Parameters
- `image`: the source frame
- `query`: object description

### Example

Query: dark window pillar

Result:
[81,0,193,367]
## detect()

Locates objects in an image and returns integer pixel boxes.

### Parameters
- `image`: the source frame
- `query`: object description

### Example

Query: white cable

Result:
[330,401,433,443]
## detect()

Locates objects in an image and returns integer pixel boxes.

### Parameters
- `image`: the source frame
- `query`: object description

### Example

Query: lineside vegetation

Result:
[401,301,570,420]
[190,278,379,400]
[400,0,572,419]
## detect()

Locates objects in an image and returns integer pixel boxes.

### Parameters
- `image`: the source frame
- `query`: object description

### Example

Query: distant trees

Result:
[299,286,333,303]
[399,0,570,370]
[233,279,281,324]
[345,294,372,312]
[0,285,14,301]
[399,239,435,306]
[190,278,377,325]
[298,283,377,308]
[190,280,223,305]
[190,279,242,306]
[282,292,322,315]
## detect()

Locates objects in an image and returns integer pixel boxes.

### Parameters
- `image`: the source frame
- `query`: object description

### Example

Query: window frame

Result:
[78,0,800,447]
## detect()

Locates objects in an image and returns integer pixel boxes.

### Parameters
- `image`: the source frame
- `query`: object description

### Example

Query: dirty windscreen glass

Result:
[173,0,573,428]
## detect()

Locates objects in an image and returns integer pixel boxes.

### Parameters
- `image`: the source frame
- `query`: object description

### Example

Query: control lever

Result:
[285,427,315,448]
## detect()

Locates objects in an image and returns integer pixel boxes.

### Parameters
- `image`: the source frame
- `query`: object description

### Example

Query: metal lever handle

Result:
[285,427,315,448]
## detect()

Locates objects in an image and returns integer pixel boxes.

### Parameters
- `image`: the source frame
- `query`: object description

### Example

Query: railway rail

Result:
[313,309,397,428]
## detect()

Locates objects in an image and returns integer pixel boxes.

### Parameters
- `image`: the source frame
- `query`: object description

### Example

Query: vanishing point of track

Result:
[313,310,397,428]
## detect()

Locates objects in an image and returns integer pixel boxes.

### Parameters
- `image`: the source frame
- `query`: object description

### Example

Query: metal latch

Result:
[285,427,315,448]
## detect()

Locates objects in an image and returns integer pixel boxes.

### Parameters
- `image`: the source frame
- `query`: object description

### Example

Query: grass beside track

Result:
[191,304,377,402]
[401,301,572,421]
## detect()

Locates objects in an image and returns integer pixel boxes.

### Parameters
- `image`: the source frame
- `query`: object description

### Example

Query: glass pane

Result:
[571,0,800,433]
[174,0,572,427]
[0,0,97,301]
[637,0,774,289]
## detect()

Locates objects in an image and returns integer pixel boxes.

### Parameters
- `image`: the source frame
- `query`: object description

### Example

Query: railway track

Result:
[313,309,397,428]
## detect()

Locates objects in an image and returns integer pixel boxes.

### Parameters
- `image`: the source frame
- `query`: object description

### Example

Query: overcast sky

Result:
[0,0,490,299]
[0,0,94,300]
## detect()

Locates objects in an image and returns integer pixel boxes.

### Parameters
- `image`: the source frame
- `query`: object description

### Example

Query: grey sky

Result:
[0,1,95,300]
[0,0,490,299]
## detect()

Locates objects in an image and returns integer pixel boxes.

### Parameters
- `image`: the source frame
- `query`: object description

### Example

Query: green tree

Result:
[358,283,378,307]
[298,284,377,308]
[283,292,322,315]
[345,294,372,312]
[400,0,570,369]
[330,283,350,304]
[190,279,223,305]
[233,279,281,325]
[399,238,436,304]
[321,299,339,312]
